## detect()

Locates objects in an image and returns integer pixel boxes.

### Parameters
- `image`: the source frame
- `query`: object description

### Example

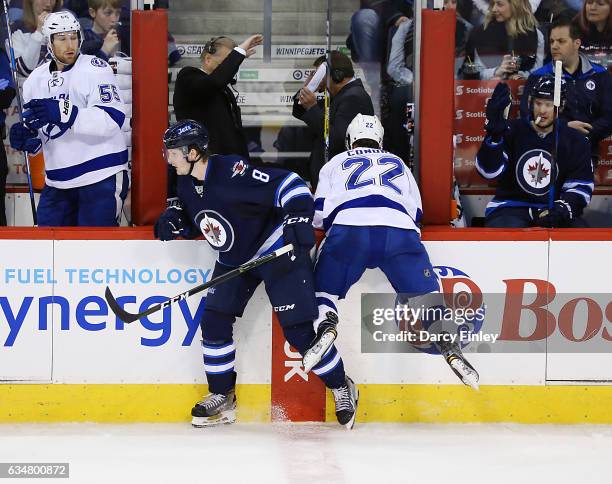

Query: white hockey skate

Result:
[332,375,359,430]
[302,312,338,373]
[191,390,237,427]
[437,334,480,391]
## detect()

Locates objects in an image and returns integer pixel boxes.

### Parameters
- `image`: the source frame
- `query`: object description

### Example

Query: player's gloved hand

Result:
[9,122,42,153]
[484,82,512,138]
[154,207,188,241]
[23,98,79,130]
[535,200,573,228]
[283,214,315,258]
[0,78,10,90]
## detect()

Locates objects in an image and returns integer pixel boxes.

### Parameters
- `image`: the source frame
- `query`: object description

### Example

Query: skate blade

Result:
[191,410,236,427]
[343,388,359,430]
[450,360,480,391]
[303,331,337,373]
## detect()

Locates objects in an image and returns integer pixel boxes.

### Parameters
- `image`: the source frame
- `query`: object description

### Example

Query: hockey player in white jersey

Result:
[302,114,480,390]
[9,11,129,226]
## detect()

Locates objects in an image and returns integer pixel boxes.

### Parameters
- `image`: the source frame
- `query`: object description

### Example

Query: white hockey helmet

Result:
[345,114,384,150]
[42,11,83,62]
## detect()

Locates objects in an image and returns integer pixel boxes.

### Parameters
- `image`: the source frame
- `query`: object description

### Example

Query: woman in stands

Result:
[10,0,64,77]
[575,0,612,71]
[461,0,545,80]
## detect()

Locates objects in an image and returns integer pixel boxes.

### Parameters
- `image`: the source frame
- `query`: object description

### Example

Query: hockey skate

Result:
[191,390,237,427]
[302,312,338,373]
[332,375,359,430]
[437,333,480,390]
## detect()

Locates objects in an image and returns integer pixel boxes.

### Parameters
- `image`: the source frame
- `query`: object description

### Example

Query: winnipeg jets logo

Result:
[586,80,596,91]
[516,149,555,196]
[527,154,550,185]
[195,210,234,252]
[232,160,248,177]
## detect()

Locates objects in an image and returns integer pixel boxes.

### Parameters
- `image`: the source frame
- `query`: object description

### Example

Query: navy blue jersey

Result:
[176,154,312,267]
[476,118,594,217]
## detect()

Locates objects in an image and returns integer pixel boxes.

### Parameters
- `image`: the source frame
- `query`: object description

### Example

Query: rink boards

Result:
[1,227,612,423]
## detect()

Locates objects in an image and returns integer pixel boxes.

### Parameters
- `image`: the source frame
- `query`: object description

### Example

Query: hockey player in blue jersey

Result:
[155,120,358,429]
[302,114,480,390]
[477,78,594,228]
[9,11,129,226]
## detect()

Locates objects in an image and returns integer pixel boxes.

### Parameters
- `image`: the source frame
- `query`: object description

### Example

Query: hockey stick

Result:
[323,3,331,164]
[549,60,562,210]
[2,0,37,225]
[105,243,294,324]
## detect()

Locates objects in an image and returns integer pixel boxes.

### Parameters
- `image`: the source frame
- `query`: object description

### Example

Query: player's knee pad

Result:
[200,309,236,343]
[282,321,315,355]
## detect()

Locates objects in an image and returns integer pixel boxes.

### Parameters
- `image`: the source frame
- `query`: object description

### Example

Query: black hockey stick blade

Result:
[105,244,294,324]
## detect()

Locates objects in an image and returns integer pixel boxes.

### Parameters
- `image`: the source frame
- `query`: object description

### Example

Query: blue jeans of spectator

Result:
[37,170,129,227]
[350,9,382,112]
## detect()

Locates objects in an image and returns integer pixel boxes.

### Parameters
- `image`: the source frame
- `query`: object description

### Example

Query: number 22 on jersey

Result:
[342,155,405,194]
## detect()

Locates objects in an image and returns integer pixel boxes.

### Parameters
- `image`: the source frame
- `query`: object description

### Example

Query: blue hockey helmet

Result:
[163,119,209,162]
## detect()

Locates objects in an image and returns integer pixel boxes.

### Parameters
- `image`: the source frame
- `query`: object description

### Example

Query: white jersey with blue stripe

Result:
[313,148,422,234]
[23,54,128,189]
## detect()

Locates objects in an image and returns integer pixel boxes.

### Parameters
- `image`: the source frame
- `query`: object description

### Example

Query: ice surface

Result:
[0,423,610,484]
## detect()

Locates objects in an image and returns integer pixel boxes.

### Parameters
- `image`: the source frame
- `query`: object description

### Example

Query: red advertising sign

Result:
[270,315,326,422]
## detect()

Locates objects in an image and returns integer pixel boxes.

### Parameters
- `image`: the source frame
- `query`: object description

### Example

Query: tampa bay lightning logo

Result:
[195,210,234,252]
[516,149,555,196]
[48,75,64,89]
[91,57,108,68]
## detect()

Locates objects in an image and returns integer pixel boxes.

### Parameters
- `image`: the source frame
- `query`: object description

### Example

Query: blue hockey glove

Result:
[283,214,315,258]
[154,207,188,241]
[536,200,573,228]
[9,122,41,153]
[484,82,512,138]
[23,98,79,130]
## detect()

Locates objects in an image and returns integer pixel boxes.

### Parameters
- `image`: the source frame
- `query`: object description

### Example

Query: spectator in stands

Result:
[347,0,412,115]
[575,0,612,68]
[81,0,122,61]
[460,0,572,26]
[293,51,374,188]
[478,80,594,227]
[387,0,471,159]
[173,35,262,160]
[460,0,545,80]
[10,0,64,77]
[520,17,612,164]
[81,0,121,61]
[0,48,16,226]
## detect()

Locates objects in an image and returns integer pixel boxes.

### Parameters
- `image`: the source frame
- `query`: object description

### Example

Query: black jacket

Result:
[173,49,249,160]
[293,78,374,187]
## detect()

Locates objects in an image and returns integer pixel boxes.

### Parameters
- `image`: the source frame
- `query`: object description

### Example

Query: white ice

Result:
[0,423,611,484]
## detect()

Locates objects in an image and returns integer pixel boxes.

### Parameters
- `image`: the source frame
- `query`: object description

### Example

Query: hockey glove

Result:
[9,122,42,153]
[154,207,188,241]
[535,200,573,228]
[23,98,79,130]
[484,82,512,138]
[283,214,315,258]
[0,79,10,90]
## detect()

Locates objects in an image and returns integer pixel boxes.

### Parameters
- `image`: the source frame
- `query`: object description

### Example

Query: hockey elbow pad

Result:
[282,214,315,257]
